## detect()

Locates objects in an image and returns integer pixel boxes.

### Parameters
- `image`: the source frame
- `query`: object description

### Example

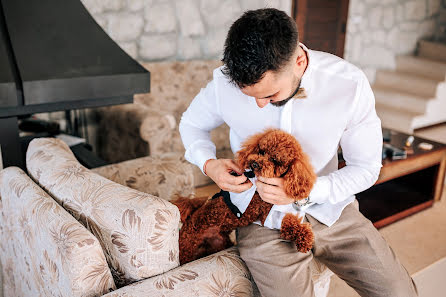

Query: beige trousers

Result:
[237,200,418,297]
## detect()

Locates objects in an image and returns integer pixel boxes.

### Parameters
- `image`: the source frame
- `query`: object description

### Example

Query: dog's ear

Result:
[235,131,265,170]
[283,154,317,201]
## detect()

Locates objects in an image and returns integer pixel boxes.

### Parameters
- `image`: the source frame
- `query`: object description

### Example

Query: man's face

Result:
[240,47,307,108]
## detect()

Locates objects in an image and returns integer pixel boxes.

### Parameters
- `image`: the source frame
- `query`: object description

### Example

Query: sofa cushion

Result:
[26,138,181,286]
[0,167,115,296]
[135,60,232,154]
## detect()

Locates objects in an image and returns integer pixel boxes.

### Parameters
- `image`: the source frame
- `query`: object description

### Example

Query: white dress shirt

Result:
[179,43,383,227]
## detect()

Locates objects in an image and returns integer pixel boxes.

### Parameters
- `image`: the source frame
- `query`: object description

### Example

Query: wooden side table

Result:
[356,129,446,228]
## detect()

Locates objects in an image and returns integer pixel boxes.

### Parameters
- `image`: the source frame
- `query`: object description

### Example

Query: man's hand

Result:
[206,159,253,193]
[256,176,294,205]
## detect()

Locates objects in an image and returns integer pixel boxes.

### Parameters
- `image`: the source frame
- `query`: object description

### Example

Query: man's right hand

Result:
[205,159,253,193]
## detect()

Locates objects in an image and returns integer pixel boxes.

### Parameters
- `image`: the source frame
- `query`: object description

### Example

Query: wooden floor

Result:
[194,183,220,197]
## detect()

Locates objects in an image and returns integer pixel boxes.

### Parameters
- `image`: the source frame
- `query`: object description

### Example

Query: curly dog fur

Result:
[173,128,317,264]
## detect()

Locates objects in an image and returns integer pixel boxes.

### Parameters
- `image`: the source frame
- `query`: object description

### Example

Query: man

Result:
[179,8,418,297]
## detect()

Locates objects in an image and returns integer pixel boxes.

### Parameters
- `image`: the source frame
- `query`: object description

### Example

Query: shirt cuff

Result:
[309,176,330,204]
[198,155,217,176]
[184,140,217,175]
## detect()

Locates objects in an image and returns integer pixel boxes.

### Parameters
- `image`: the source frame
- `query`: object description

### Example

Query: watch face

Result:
[294,197,309,208]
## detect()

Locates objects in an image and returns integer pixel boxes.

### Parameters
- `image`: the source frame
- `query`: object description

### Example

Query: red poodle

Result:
[173,128,317,264]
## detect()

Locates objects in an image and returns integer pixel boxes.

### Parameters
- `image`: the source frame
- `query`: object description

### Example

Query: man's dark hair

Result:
[222,8,299,88]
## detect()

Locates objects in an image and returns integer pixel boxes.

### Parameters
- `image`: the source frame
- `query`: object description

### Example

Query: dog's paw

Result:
[280,213,314,253]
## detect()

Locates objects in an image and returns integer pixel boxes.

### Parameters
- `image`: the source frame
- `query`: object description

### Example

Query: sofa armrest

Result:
[92,154,195,201]
[139,113,184,157]
[102,247,256,297]
[26,138,181,287]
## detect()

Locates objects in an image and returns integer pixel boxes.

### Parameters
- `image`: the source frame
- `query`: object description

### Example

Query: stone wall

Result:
[345,0,444,83]
[79,0,444,81]
[80,0,445,83]
[80,0,292,61]
[37,0,446,155]
[37,0,291,153]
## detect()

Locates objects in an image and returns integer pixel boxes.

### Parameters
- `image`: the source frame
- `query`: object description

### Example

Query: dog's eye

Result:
[271,157,281,165]
[259,149,265,155]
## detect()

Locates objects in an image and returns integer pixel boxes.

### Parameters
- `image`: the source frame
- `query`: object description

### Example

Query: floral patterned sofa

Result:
[0,137,332,296]
[0,138,256,296]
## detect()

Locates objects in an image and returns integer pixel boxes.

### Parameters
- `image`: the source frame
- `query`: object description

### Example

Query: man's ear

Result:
[294,46,307,74]
[296,52,306,67]
[283,156,317,201]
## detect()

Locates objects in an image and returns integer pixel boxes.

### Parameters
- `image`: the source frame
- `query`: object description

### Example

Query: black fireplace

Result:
[0,0,150,169]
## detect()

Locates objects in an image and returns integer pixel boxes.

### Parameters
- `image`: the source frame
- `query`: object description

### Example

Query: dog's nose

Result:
[251,162,260,170]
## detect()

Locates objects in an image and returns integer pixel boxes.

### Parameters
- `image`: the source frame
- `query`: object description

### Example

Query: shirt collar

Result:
[293,42,313,99]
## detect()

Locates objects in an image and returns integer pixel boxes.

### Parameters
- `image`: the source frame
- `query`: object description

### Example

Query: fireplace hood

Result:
[0,0,150,117]
[0,0,150,169]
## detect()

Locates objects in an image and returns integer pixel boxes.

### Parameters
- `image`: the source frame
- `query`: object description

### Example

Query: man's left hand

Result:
[256,176,294,205]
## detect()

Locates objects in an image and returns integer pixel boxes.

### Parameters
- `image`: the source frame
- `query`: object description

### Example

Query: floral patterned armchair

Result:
[0,138,257,296]
[0,137,332,297]
[96,60,233,188]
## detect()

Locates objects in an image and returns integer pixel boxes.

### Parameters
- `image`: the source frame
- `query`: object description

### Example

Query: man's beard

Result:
[271,76,302,107]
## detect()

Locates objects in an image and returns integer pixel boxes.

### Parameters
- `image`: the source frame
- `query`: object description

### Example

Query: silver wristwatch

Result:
[294,196,311,207]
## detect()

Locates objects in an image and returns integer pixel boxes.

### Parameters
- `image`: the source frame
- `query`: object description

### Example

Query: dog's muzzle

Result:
[243,170,255,179]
